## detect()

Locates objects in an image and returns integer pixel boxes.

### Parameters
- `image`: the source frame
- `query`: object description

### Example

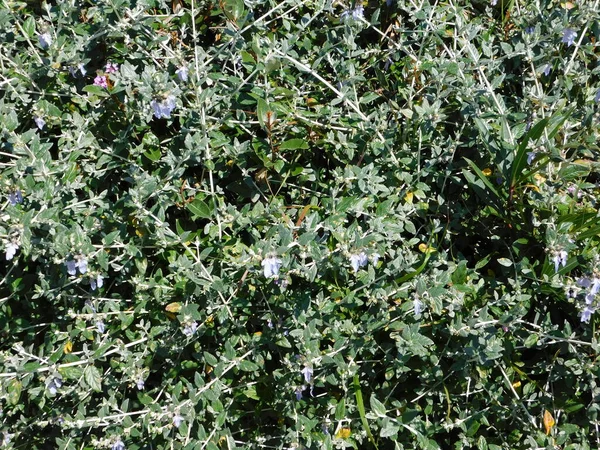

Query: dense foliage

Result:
[2,0,600,448]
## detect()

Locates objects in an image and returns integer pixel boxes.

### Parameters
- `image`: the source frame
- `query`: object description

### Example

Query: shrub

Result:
[1,0,600,449]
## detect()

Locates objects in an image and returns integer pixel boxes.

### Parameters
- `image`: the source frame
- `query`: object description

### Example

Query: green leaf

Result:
[497,258,512,267]
[257,98,269,128]
[524,333,538,348]
[187,199,211,219]
[23,17,36,38]
[238,360,259,372]
[464,158,503,202]
[8,379,22,406]
[84,366,102,392]
[279,139,309,150]
[370,394,387,417]
[558,163,590,181]
[510,117,548,186]
[102,230,120,246]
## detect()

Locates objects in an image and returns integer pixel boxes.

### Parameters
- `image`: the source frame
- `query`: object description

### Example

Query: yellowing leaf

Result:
[165,302,182,313]
[561,1,575,9]
[482,168,492,176]
[335,427,351,439]
[543,409,555,435]
[534,173,546,184]
[419,243,436,254]
[404,192,414,203]
[64,341,73,354]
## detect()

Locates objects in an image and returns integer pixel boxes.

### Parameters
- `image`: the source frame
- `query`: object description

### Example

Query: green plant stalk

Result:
[353,374,378,450]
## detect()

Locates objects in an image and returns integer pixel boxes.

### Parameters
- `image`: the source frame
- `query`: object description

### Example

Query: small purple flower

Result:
[34,116,46,130]
[591,278,600,296]
[173,414,184,428]
[111,440,125,450]
[562,28,577,47]
[581,306,594,323]
[182,321,198,336]
[350,251,368,273]
[525,26,535,34]
[341,5,364,21]
[105,62,119,74]
[96,321,105,333]
[301,366,313,383]
[93,75,108,88]
[372,253,381,265]
[70,64,87,77]
[176,66,189,82]
[552,250,568,273]
[90,274,104,291]
[295,386,305,400]
[262,256,283,278]
[8,189,23,205]
[414,298,423,316]
[151,96,177,119]
[38,32,52,49]
[5,242,19,261]
[595,89,600,103]
[527,152,536,165]
[66,256,88,276]
[490,0,497,5]
[542,64,551,76]
[47,376,63,395]
[136,378,145,390]
[2,432,13,446]
[585,293,595,305]
[352,5,364,20]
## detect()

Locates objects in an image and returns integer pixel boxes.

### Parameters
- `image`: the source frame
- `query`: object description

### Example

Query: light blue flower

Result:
[262,256,282,278]
[38,32,52,49]
[2,432,13,446]
[301,366,313,383]
[372,253,381,265]
[176,66,189,82]
[6,242,19,261]
[413,298,423,316]
[90,274,104,290]
[490,0,497,5]
[542,64,551,76]
[173,414,184,428]
[66,256,88,275]
[34,116,46,130]
[182,321,198,336]
[341,5,364,22]
[151,96,177,119]
[111,440,125,450]
[136,378,145,390]
[8,189,23,205]
[562,28,577,47]
[47,376,63,395]
[350,252,368,273]
[527,152,536,165]
[581,306,594,323]
[96,321,105,333]
[295,386,304,400]
[552,250,567,272]
[595,89,600,103]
